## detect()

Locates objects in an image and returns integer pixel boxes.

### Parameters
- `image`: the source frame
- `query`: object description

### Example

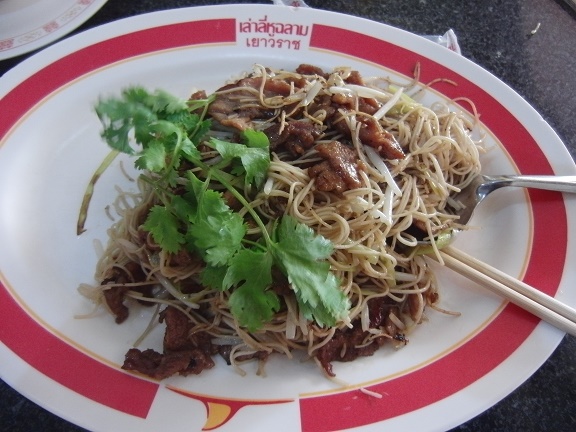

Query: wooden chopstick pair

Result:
[436,246,576,337]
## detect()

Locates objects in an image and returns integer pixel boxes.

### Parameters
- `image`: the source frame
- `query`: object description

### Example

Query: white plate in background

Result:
[0,0,107,60]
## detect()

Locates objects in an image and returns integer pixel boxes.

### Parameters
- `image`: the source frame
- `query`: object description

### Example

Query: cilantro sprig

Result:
[85,86,350,331]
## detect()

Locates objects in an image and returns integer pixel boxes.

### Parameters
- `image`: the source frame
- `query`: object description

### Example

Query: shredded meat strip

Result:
[315,298,407,377]
[102,261,148,324]
[121,306,270,379]
[122,307,216,379]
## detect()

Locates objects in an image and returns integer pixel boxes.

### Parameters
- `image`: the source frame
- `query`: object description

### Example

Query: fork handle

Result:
[485,175,576,194]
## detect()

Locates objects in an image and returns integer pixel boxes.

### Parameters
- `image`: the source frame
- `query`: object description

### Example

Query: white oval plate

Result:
[1,5,575,432]
[0,0,108,60]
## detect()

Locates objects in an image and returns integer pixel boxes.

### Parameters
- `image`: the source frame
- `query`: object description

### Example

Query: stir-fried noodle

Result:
[79,64,483,379]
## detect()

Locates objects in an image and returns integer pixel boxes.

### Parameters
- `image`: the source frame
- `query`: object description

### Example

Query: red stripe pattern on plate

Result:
[298,24,567,432]
[0,17,567,429]
[0,18,236,417]
[0,19,236,140]
[0,287,158,418]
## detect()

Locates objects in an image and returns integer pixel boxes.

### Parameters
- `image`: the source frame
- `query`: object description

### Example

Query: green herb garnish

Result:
[82,86,350,331]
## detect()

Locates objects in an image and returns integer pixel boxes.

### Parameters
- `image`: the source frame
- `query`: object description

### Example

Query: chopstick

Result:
[435,246,576,337]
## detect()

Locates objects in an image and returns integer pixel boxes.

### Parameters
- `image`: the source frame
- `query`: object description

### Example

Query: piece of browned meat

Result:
[358,116,405,160]
[296,63,328,77]
[315,298,407,377]
[208,76,294,130]
[265,120,322,156]
[121,306,216,379]
[308,141,362,193]
[331,92,380,116]
[121,306,270,379]
[123,348,213,380]
[102,261,148,324]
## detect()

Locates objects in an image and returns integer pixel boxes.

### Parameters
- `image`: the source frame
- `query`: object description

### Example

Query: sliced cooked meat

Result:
[308,141,362,193]
[331,93,380,116]
[121,306,271,379]
[358,116,405,160]
[103,285,129,324]
[102,261,147,324]
[338,69,380,114]
[296,63,328,77]
[122,348,215,380]
[264,120,322,156]
[315,298,406,377]
[208,76,291,130]
[344,70,364,85]
[328,107,405,161]
[160,307,213,353]
[121,307,216,379]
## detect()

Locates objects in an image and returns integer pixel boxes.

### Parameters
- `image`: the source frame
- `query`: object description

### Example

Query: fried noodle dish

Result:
[78,64,483,380]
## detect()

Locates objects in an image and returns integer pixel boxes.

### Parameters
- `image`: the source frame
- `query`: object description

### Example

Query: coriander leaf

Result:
[242,129,270,149]
[223,248,273,290]
[180,136,200,161]
[147,120,182,149]
[274,214,334,261]
[95,94,155,154]
[209,133,270,187]
[230,285,280,333]
[135,139,166,172]
[184,173,247,266]
[165,111,199,132]
[170,195,196,223]
[191,119,212,145]
[225,249,278,331]
[95,87,203,159]
[159,113,202,162]
[186,172,233,223]
[298,300,342,329]
[182,171,203,217]
[271,215,350,327]
[143,205,185,253]
[189,213,246,266]
[144,121,192,173]
[164,167,181,189]
[200,264,228,290]
[142,88,189,114]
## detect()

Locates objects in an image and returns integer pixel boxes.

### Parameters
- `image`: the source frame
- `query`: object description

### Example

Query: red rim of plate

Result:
[0,14,567,432]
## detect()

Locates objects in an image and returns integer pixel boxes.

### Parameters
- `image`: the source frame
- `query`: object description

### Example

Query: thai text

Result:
[239,15,310,38]
[245,38,301,50]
